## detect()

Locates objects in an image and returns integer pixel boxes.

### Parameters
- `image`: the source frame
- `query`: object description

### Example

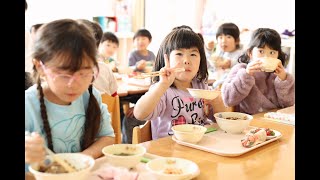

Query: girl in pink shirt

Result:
[221,28,295,114]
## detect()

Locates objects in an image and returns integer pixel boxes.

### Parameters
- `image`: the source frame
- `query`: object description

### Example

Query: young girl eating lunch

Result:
[133,25,215,140]
[221,28,295,114]
[25,19,115,171]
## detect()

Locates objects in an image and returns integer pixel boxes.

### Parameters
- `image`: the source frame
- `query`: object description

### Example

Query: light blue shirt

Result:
[25,84,114,171]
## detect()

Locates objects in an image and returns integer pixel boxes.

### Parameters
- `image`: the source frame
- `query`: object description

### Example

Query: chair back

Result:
[101,94,122,144]
[132,120,152,144]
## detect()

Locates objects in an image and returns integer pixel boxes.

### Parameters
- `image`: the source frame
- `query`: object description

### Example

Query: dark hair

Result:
[32,19,101,151]
[77,19,103,48]
[25,0,28,11]
[216,23,240,49]
[153,26,208,84]
[30,23,44,33]
[238,28,288,66]
[133,29,152,41]
[100,32,119,46]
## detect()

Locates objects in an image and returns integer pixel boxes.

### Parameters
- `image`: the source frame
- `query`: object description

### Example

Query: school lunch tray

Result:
[172,126,282,157]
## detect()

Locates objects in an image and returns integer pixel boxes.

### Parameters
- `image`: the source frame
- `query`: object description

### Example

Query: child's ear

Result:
[32,59,44,76]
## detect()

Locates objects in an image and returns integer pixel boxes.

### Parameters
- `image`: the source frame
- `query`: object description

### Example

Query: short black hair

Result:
[133,29,152,41]
[25,0,28,11]
[100,32,119,46]
[216,23,240,48]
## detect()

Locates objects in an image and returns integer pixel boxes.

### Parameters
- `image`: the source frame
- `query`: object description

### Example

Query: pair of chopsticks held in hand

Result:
[134,67,185,79]
[134,54,186,79]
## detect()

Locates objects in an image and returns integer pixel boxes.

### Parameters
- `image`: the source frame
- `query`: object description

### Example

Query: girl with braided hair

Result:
[25,19,115,171]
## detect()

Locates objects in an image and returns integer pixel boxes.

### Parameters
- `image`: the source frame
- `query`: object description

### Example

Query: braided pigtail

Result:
[37,77,54,151]
[81,84,101,150]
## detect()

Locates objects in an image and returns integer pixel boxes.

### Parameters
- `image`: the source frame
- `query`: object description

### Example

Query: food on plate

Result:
[163,167,183,175]
[241,128,276,148]
[39,161,68,174]
[225,116,247,120]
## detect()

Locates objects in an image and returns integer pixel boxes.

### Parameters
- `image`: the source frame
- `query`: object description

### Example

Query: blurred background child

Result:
[128,28,156,73]
[133,25,214,140]
[98,32,120,72]
[221,28,295,114]
[25,19,115,171]
[207,22,243,89]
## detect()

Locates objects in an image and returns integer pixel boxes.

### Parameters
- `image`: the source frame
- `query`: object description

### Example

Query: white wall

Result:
[145,0,295,55]
[25,0,116,30]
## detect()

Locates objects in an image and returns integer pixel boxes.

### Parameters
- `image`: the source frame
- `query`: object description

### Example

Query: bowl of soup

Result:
[28,153,94,180]
[214,112,253,134]
[260,57,281,72]
[102,144,146,168]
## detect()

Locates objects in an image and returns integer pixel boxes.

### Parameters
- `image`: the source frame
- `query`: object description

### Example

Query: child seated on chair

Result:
[98,32,120,72]
[206,23,243,89]
[132,25,218,140]
[77,19,118,97]
[128,29,156,73]
[221,28,295,114]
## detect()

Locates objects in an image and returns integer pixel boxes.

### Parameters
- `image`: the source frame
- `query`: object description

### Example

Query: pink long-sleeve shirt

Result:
[221,63,295,114]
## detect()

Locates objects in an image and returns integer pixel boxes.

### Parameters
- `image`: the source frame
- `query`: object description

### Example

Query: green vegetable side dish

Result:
[205,127,218,134]
[140,157,150,163]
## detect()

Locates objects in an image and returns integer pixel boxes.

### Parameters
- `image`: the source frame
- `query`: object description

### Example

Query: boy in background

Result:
[128,29,155,72]
[98,32,120,72]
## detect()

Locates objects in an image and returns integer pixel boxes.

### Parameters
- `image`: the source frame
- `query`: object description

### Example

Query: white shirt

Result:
[93,61,118,95]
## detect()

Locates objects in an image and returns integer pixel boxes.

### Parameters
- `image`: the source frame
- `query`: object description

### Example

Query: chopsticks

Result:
[44,146,77,173]
[134,67,185,79]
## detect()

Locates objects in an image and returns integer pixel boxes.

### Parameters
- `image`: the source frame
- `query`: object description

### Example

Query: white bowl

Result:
[214,112,253,134]
[171,124,207,143]
[260,57,281,72]
[102,144,146,168]
[187,88,220,100]
[146,157,199,180]
[29,153,94,180]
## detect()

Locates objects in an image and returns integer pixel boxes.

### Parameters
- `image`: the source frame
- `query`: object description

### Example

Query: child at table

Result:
[98,32,120,72]
[133,25,215,140]
[128,28,156,72]
[221,28,295,114]
[25,19,115,171]
[77,19,118,97]
[208,22,243,89]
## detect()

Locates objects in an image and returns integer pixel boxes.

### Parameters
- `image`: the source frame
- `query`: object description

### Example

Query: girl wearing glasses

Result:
[25,19,115,171]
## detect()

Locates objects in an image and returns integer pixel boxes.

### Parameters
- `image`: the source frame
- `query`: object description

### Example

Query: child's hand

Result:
[125,107,135,118]
[136,60,146,70]
[25,132,46,164]
[206,40,215,51]
[221,59,231,69]
[203,99,214,116]
[158,54,178,87]
[246,60,262,76]
[274,62,287,80]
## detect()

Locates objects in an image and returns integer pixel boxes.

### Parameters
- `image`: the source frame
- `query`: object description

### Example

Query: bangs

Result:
[49,51,95,72]
[250,30,282,51]
[254,34,282,51]
[166,29,204,52]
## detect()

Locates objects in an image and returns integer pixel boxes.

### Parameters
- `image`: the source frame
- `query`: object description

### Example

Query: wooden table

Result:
[140,111,295,180]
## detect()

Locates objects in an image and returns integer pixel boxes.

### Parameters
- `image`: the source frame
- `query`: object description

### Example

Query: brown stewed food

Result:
[225,116,247,120]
